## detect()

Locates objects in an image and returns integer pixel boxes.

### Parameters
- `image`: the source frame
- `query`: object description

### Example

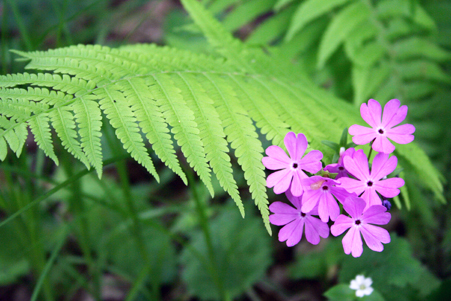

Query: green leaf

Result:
[181,204,272,300]
[222,0,276,32]
[246,5,294,45]
[324,284,356,301]
[339,235,438,299]
[285,0,352,41]
[317,1,371,68]
[274,0,295,11]
[394,37,451,61]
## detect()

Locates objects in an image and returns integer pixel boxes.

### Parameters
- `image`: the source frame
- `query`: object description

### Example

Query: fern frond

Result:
[49,107,90,169]
[118,78,187,185]
[148,74,214,196]
[28,112,59,164]
[202,72,269,232]
[174,73,242,215]
[72,96,103,177]
[95,86,159,181]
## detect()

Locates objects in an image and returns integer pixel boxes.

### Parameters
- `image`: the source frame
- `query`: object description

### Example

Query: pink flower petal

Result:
[371,153,397,180]
[304,216,329,245]
[324,163,339,173]
[278,219,301,244]
[301,189,322,213]
[290,171,304,197]
[299,150,323,173]
[330,186,353,204]
[387,124,416,144]
[375,178,404,198]
[339,177,365,195]
[269,201,298,215]
[284,132,307,161]
[360,224,385,252]
[349,124,375,136]
[343,226,363,257]
[362,205,391,225]
[285,190,302,210]
[265,145,290,162]
[287,219,306,247]
[361,99,381,128]
[343,197,366,218]
[267,169,292,194]
[318,193,340,222]
[361,189,382,208]
[372,136,395,153]
[269,212,298,226]
[361,224,390,248]
[381,99,402,128]
[363,224,391,244]
[331,215,353,236]
[262,156,289,170]
[385,103,408,130]
[343,150,369,180]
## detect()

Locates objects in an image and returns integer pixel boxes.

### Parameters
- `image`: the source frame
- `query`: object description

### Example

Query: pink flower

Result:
[349,99,415,153]
[324,148,356,179]
[339,150,404,208]
[269,190,329,246]
[301,176,353,222]
[262,132,323,196]
[331,196,391,257]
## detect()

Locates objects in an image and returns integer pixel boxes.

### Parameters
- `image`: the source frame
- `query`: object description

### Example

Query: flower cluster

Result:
[263,99,415,257]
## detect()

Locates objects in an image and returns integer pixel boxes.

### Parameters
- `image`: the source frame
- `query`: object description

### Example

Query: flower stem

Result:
[187,171,226,300]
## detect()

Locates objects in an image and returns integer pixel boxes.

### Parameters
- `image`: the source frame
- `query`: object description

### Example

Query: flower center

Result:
[322,186,329,191]
[367,181,373,187]
[338,166,344,171]
[355,219,361,225]
[292,162,298,169]
[378,128,384,134]
[300,212,306,217]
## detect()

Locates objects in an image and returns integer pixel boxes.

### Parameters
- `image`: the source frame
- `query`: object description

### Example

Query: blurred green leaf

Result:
[394,37,451,61]
[181,204,272,300]
[339,235,440,300]
[317,1,370,68]
[285,0,351,42]
[324,284,355,301]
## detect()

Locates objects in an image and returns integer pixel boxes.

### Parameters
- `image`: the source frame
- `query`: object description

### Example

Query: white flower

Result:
[350,275,373,298]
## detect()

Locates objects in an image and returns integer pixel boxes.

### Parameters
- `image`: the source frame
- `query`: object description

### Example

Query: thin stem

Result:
[6,0,33,50]
[187,171,226,300]
[62,152,102,300]
[103,124,156,299]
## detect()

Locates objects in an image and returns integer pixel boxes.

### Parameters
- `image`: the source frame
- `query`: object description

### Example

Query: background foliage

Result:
[0,0,450,300]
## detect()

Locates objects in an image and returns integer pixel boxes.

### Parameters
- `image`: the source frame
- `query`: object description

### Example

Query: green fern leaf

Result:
[148,74,214,197]
[202,72,270,233]
[72,96,103,177]
[95,86,159,182]
[174,73,243,215]
[49,107,90,169]
[118,78,188,185]
[28,113,59,165]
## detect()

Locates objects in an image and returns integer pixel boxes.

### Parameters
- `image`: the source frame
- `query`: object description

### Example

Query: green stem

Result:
[6,0,33,50]
[187,171,226,300]
[103,124,156,299]
[62,152,102,300]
